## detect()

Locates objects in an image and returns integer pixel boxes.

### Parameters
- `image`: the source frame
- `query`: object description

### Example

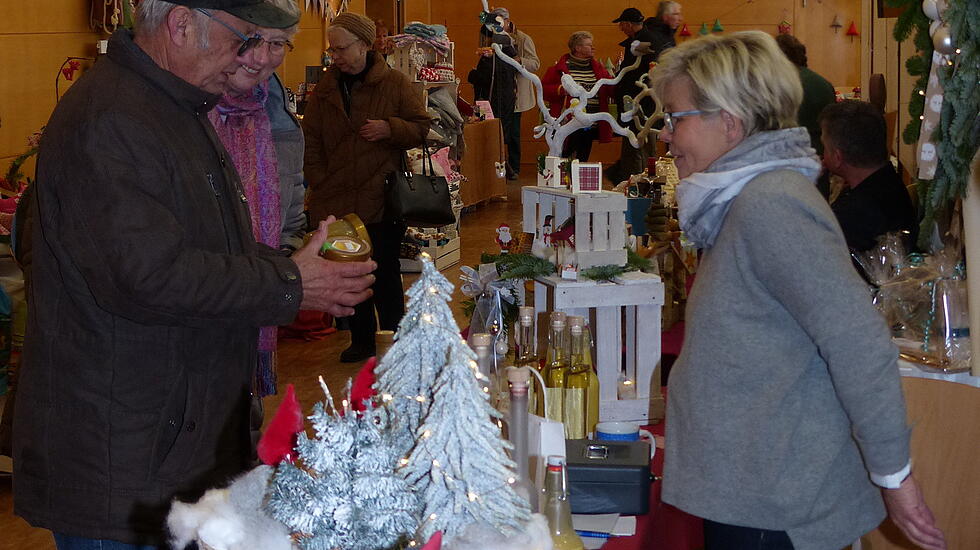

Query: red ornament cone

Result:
[257,384,305,465]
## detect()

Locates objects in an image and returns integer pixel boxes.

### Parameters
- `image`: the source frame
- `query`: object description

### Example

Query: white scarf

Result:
[676,127,822,249]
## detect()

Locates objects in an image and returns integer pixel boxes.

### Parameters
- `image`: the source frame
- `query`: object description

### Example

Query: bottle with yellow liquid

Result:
[564,316,597,439]
[542,311,568,423]
[514,306,541,415]
[542,455,585,550]
[575,320,600,438]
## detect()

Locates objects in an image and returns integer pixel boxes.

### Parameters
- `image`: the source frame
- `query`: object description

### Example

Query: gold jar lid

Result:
[319,235,372,262]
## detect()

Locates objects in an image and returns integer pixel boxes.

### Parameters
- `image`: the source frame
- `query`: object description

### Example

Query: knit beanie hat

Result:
[330,13,376,46]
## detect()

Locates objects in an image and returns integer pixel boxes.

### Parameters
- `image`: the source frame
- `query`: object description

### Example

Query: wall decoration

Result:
[831,15,843,33]
[778,19,792,35]
[846,21,860,41]
[679,23,691,37]
[698,22,709,36]
[711,19,724,33]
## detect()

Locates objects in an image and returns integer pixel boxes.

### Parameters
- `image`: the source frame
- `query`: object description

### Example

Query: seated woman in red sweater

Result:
[541,31,614,162]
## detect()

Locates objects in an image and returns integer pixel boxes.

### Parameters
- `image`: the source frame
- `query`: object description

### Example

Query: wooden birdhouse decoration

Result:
[777,19,792,35]
[830,15,843,34]
[698,22,709,36]
[711,19,724,33]
[846,21,859,41]
[679,22,691,37]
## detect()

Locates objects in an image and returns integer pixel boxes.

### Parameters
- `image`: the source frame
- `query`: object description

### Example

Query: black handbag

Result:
[385,146,456,228]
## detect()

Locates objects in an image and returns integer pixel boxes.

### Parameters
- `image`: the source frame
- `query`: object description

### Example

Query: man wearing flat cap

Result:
[13,1,377,547]
[607,7,657,184]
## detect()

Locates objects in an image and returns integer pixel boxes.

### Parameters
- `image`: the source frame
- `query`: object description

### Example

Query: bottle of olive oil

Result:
[542,311,568,423]
[564,316,595,439]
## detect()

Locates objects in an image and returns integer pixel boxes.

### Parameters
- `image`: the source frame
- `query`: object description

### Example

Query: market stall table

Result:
[459,118,506,207]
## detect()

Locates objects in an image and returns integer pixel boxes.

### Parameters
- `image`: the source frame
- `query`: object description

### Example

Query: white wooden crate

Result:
[534,272,665,423]
[400,237,461,272]
[522,186,628,271]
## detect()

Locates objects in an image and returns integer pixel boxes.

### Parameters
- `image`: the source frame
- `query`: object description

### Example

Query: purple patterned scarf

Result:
[209,81,282,397]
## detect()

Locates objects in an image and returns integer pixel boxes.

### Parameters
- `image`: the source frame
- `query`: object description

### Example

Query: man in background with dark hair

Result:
[820,100,918,253]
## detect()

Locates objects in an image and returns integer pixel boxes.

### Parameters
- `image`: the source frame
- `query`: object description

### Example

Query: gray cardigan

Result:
[663,169,911,550]
[266,73,307,251]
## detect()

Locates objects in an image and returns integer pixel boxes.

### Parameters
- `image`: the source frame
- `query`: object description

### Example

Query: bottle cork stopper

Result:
[507,366,531,384]
[547,455,565,467]
[567,315,585,330]
[471,333,492,348]
[519,306,535,325]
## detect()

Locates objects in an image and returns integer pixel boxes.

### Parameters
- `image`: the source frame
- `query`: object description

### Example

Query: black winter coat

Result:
[13,31,302,544]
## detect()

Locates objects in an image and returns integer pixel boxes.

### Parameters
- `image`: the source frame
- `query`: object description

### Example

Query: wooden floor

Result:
[0,176,529,550]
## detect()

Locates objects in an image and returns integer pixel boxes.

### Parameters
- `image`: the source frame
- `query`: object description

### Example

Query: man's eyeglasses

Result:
[662,109,710,132]
[195,8,263,56]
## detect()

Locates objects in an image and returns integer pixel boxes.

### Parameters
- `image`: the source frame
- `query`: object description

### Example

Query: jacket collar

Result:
[107,30,221,115]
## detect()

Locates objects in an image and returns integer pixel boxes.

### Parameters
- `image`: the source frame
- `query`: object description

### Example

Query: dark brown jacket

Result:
[303,52,430,225]
[13,31,302,544]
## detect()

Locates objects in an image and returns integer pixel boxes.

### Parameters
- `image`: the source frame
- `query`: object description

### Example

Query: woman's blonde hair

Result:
[650,31,802,136]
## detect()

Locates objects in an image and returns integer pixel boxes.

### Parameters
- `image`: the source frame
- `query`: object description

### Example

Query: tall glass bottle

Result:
[470,333,494,396]
[542,311,568,423]
[542,456,585,550]
[506,366,538,512]
[564,316,596,439]
[514,306,541,415]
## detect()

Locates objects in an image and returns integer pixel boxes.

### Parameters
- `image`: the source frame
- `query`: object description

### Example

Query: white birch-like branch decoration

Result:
[491,43,648,156]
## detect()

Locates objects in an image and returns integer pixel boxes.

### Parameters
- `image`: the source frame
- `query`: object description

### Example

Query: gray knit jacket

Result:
[662,146,911,549]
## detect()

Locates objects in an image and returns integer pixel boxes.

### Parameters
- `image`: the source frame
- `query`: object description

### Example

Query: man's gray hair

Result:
[656,1,680,18]
[136,0,210,47]
[568,31,593,53]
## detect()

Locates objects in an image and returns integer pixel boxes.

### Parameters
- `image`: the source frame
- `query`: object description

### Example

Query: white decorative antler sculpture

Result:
[492,44,651,157]
[477,0,662,157]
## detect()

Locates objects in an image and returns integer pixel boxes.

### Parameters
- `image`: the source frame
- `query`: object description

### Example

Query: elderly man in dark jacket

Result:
[13,1,376,548]
[607,7,657,184]
[644,1,682,60]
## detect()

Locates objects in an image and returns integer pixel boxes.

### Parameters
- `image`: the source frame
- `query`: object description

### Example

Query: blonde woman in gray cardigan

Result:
[651,32,945,550]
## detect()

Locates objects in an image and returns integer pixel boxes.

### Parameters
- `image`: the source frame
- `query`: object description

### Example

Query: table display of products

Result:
[855,233,971,373]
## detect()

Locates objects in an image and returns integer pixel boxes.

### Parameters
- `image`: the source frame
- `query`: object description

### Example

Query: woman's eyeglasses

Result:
[663,109,708,132]
[195,8,263,56]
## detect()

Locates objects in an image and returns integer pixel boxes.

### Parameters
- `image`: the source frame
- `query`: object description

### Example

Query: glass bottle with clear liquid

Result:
[470,332,494,397]
[506,366,538,512]
[514,306,541,415]
[542,455,585,550]
[542,311,568,423]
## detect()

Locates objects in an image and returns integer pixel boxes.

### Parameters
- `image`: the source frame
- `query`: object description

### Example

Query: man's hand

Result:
[359,119,391,142]
[882,475,946,550]
[293,219,376,317]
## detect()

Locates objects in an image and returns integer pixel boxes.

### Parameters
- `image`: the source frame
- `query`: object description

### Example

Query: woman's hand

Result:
[882,475,946,550]
[360,119,391,141]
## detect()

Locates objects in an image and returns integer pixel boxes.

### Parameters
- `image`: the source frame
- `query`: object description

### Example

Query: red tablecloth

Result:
[600,420,703,550]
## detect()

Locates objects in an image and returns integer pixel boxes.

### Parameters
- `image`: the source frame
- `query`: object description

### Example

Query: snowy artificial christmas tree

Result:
[375,253,531,544]
[373,252,462,451]
[265,380,418,550]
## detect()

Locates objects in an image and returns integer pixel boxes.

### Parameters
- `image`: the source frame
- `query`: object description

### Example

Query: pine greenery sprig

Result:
[579,247,653,282]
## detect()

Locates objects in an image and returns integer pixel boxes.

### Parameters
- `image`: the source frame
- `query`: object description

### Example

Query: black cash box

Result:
[565,439,653,515]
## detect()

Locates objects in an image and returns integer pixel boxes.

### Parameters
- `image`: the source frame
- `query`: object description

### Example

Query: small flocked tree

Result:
[373,253,459,451]
[265,381,417,550]
[394,278,532,542]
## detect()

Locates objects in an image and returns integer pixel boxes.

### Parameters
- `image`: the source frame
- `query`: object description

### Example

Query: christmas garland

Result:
[579,248,653,282]
[888,0,978,246]
[887,0,933,146]
[927,0,978,225]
